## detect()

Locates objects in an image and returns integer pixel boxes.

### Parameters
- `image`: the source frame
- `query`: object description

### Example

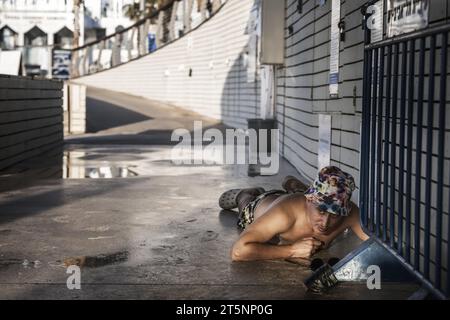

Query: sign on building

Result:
[318,114,332,170]
[369,0,384,43]
[329,0,340,97]
[52,49,71,80]
[387,0,429,38]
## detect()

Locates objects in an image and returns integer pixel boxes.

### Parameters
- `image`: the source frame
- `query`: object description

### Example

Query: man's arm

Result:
[231,199,321,261]
[348,204,370,241]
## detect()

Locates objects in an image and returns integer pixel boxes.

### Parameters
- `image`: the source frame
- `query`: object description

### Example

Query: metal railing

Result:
[70,0,227,78]
[360,22,450,299]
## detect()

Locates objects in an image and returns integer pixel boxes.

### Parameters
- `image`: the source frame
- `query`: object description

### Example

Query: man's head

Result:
[304,166,356,234]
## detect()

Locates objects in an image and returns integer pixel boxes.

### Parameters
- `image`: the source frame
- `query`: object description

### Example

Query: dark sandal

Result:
[218,187,265,210]
[282,175,307,193]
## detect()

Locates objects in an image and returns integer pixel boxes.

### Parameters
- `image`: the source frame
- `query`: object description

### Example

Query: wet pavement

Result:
[0,87,419,299]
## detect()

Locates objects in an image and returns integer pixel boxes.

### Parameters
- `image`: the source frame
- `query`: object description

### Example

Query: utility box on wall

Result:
[260,0,285,65]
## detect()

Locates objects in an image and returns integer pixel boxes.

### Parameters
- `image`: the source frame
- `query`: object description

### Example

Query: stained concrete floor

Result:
[0,87,419,299]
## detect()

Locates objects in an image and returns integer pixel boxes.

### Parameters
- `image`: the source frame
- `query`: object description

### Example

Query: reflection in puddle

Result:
[0,258,43,269]
[0,259,23,268]
[1,146,230,187]
[63,151,138,179]
[86,166,137,179]
[62,147,228,180]
[63,251,129,268]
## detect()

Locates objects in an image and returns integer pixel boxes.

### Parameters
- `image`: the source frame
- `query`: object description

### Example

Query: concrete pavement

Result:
[0,88,419,299]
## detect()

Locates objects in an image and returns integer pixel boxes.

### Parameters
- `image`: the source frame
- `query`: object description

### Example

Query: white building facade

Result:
[0,0,134,77]
[85,0,135,35]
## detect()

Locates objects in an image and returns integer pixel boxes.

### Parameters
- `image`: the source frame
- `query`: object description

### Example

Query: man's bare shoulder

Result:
[347,202,360,220]
[278,193,307,216]
[285,192,307,204]
[344,202,370,240]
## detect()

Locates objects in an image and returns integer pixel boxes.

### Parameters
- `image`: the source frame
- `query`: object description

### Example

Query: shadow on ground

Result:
[0,87,419,299]
[86,97,152,133]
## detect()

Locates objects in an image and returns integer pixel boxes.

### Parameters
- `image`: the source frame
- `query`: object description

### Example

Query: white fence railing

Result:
[71,0,227,78]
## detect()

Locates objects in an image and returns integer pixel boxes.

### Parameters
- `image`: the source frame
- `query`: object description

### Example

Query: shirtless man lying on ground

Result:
[218,166,369,264]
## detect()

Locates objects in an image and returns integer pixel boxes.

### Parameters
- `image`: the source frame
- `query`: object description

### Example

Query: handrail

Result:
[72,1,175,52]
[70,0,227,78]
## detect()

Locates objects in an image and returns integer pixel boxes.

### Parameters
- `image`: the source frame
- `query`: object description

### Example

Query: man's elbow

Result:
[359,230,370,241]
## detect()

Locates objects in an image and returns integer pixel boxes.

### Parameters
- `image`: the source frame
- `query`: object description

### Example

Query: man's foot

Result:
[218,187,265,210]
[282,175,307,193]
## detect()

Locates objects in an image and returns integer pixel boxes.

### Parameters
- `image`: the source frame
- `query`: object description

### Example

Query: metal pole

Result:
[71,0,82,77]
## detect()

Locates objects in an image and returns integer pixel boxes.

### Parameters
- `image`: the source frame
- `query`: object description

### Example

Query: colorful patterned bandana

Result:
[304,166,356,216]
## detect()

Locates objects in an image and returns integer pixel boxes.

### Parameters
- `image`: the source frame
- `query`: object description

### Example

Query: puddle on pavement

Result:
[65,164,139,179]
[64,150,139,179]
[62,147,227,179]
[0,146,228,186]
[0,258,43,269]
[0,259,23,267]
[63,251,129,268]
[0,251,129,269]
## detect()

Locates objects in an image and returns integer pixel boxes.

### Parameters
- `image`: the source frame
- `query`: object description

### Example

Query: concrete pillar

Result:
[80,2,85,46]
[169,1,179,41]
[156,10,165,47]
[47,43,53,79]
[200,0,208,20]
[128,28,134,60]
[112,33,121,66]
[212,0,221,13]
[185,0,194,33]
[64,82,86,135]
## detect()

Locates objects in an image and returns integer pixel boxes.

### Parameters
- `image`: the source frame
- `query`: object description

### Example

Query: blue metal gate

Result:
[361,22,450,299]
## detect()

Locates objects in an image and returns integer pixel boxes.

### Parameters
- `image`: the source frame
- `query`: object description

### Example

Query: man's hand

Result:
[289,237,323,259]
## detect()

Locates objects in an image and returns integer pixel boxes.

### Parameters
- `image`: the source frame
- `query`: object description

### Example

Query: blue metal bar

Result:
[390,43,399,249]
[359,9,372,233]
[360,49,369,229]
[376,46,385,239]
[405,39,416,264]
[435,31,448,290]
[360,14,372,231]
[398,41,408,256]
[414,37,425,271]
[448,118,450,296]
[370,48,379,235]
[361,48,373,230]
[424,34,436,279]
[365,49,373,230]
[448,60,450,294]
[383,45,393,243]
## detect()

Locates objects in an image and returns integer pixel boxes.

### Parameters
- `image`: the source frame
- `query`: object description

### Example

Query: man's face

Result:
[306,200,343,235]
